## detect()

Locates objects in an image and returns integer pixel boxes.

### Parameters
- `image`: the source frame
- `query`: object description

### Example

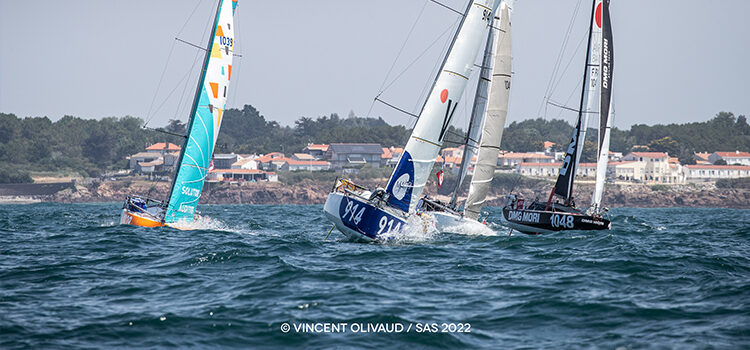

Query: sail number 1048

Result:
[551,214,574,229]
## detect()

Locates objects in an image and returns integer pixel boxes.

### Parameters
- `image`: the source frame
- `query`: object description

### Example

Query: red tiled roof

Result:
[608,161,637,166]
[629,152,669,158]
[232,158,257,166]
[146,142,181,151]
[500,152,553,159]
[694,152,711,160]
[210,169,266,174]
[304,144,329,151]
[714,151,750,158]
[578,162,598,168]
[685,165,750,170]
[519,162,561,167]
[293,153,315,160]
[381,147,393,159]
[543,141,556,148]
[284,159,330,166]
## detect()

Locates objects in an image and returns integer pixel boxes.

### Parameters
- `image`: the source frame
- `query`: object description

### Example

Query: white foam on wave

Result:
[166,215,234,232]
[440,220,498,237]
[378,214,439,244]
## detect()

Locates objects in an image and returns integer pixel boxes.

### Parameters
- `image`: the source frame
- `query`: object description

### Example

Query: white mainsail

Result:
[449,18,498,208]
[463,3,511,219]
[553,0,603,202]
[385,0,502,214]
[592,0,614,211]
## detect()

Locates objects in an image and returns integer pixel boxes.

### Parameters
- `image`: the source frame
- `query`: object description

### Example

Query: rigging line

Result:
[374,97,419,119]
[176,0,206,38]
[428,0,464,16]
[379,16,458,112]
[175,37,206,51]
[174,43,204,123]
[145,39,178,127]
[548,29,588,101]
[535,0,584,119]
[413,18,460,116]
[376,0,429,95]
[547,99,597,114]
[548,76,583,118]
[150,62,199,124]
[545,0,584,106]
[143,126,187,139]
[230,3,243,107]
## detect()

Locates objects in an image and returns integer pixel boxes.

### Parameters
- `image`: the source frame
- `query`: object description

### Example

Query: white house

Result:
[683,165,750,182]
[281,159,331,171]
[499,152,554,167]
[708,151,750,166]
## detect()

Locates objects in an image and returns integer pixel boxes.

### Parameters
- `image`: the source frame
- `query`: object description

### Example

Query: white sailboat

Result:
[424,2,512,232]
[120,0,238,228]
[323,0,503,241]
[502,0,614,234]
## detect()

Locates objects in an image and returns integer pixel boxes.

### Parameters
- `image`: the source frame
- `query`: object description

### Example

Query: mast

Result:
[385,0,502,214]
[463,2,511,220]
[165,0,223,209]
[449,27,496,208]
[552,0,599,203]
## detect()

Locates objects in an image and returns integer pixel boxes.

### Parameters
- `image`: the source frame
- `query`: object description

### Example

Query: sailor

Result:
[369,187,386,201]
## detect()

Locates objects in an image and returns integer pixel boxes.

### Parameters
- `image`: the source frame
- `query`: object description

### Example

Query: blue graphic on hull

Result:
[385,150,415,213]
[337,196,406,239]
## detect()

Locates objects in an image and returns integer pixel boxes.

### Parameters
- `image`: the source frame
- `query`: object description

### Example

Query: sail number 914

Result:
[342,201,401,235]
[551,214,574,229]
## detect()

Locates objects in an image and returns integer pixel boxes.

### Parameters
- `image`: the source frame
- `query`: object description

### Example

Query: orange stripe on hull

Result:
[120,209,163,228]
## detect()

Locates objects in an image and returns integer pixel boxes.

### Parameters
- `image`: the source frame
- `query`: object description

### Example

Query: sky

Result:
[1,0,749,131]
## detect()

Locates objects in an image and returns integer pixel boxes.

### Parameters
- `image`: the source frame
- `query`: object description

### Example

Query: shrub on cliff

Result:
[716,177,750,189]
[0,167,32,184]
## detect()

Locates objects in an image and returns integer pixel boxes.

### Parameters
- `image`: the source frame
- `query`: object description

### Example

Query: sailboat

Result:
[423,2,512,232]
[120,0,238,228]
[501,0,613,234]
[323,0,503,241]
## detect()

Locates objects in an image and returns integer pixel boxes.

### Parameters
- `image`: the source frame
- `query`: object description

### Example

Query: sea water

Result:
[1,203,748,348]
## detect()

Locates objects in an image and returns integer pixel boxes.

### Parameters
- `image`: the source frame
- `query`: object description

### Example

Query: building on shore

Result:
[708,151,750,166]
[325,143,384,171]
[683,164,750,182]
[207,169,278,183]
[127,143,181,175]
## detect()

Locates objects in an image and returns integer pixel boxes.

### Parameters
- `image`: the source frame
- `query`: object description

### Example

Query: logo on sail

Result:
[559,131,578,176]
[438,89,457,141]
[392,173,411,200]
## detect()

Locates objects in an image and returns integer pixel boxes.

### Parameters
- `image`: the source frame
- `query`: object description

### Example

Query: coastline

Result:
[1,178,748,209]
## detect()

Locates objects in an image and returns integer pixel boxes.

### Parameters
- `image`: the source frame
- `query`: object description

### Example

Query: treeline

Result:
[501,112,750,163]
[0,113,176,181]
[213,105,412,155]
[1,107,748,183]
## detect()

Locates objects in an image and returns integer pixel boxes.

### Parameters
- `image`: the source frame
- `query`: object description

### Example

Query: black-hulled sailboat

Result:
[502,0,614,234]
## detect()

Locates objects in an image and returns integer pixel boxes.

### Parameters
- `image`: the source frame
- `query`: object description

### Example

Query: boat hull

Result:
[323,192,407,241]
[501,206,610,235]
[120,209,164,228]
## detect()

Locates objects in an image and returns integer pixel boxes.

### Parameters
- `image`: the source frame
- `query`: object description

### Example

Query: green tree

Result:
[647,136,680,156]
